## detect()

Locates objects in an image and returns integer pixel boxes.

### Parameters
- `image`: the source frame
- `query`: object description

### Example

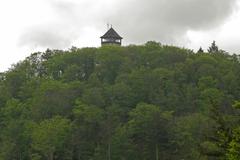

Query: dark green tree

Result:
[127,103,172,160]
[197,47,204,53]
[208,41,219,53]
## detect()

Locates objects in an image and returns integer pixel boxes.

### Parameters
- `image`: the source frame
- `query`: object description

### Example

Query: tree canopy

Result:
[0,41,240,160]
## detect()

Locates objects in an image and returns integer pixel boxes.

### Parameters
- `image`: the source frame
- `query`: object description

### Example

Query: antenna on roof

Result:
[111,24,113,28]
[107,23,110,30]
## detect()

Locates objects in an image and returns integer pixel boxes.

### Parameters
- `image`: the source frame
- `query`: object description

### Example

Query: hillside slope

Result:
[0,41,240,160]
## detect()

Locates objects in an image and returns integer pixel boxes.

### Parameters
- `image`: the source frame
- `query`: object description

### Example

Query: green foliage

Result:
[172,113,208,159]
[31,80,82,120]
[0,42,240,159]
[227,127,240,160]
[31,116,72,160]
[72,101,104,159]
[233,101,240,109]
[127,103,172,160]
[226,101,240,160]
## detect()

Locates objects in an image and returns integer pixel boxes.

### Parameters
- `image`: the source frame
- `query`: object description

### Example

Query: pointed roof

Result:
[101,27,123,39]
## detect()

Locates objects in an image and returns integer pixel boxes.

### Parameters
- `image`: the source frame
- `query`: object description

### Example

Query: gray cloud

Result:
[18,0,238,49]
[107,0,238,44]
[18,25,78,49]
[18,0,109,49]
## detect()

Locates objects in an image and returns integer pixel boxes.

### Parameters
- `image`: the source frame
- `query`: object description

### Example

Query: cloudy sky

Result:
[0,0,240,71]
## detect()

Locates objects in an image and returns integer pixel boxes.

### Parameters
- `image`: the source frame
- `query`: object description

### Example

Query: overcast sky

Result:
[0,0,240,72]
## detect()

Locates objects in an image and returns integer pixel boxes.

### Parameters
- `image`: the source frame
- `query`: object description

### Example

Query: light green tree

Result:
[127,103,172,160]
[31,116,72,160]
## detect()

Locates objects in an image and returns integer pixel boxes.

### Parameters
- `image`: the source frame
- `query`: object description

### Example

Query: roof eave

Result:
[100,36,123,39]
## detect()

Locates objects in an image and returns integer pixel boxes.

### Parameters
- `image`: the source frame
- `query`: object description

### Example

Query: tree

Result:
[197,47,204,53]
[171,113,208,160]
[127,103,172,160]
[226,101,240,160]
[101,105,123,160]
[72,101,104,160]
[110,126,137,160]
[199,88,230,159]
[0,99,32,160]
[208,41,219,53]
[31,80,81,120]
[226,127,240,160]
[31,116,72,160]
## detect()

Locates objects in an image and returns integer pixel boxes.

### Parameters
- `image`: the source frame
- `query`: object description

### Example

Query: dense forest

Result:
[0,41,240,160]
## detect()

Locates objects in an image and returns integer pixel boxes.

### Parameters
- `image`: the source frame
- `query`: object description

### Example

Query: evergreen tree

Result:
[208,41,219,53]
[197,47,204,53]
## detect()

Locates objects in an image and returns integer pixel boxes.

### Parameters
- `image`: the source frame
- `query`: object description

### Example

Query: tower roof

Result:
[101,27,123,39]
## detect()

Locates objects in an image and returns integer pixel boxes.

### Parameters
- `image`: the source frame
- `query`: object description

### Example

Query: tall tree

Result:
[197,47,204,53]
[226,101,240,160]
[31,116,72,160]
[127,103,172,160]
[200,88,230,159]
[208,41,219,53]
[72,101,104,160]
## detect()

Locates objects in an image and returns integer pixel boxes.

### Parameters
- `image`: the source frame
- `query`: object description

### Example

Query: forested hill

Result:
[1,41,240,160]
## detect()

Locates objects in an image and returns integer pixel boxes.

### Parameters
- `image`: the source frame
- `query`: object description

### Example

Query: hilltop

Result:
[0,41,240,160]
